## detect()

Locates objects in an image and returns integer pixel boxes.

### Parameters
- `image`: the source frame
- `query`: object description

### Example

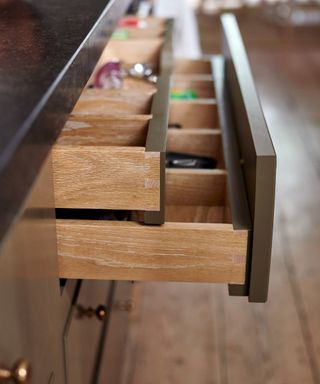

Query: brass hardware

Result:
[76,304,107,320]
[0,359,31,383]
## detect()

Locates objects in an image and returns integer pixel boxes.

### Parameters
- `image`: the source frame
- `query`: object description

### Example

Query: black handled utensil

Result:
[166,152,217,169]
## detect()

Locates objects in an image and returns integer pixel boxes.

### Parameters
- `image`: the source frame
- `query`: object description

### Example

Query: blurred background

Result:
[120,1,320,383]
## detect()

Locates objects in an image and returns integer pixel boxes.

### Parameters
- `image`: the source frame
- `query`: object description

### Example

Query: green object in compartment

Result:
[170,89,199,100]
[112,28,129,40]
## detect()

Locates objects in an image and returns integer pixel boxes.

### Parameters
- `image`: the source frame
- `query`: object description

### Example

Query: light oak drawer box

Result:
[52,20,173,224]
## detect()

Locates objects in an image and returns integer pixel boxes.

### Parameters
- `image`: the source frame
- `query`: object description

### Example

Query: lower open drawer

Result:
[57,168,249,285]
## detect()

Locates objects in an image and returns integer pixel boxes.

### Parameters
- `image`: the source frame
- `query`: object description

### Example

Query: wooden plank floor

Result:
[122,9,320,384]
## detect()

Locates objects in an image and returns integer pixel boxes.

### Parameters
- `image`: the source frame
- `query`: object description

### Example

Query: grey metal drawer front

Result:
[214,14,276,302]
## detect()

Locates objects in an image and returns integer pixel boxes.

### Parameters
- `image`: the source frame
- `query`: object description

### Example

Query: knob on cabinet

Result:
[76,304,107,320]
[0,359,31,383]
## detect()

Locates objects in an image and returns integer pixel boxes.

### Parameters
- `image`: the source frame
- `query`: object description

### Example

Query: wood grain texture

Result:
[166,205,228,223]
[167,128,223,161]
[52,146,160,210]
[124,26,165,39]
[172,78,215,98]
[166,169,227,206]
[174,59,212,74]
[72,89,154,116]
[120,282,222,384]
[169,99,218,128]
[87,73,158,92]
[122,78,157,92]
[56,115,151,147]
[57,219,248,284]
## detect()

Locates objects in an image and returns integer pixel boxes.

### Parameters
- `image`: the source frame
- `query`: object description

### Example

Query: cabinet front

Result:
[0,157,64,383]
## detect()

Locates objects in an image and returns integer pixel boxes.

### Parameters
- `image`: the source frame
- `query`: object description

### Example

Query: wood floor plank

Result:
[127,282,221,384]
[212,214,314,384]
[254,51,320,382]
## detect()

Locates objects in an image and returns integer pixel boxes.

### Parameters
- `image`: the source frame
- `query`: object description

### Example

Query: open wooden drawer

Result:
[52,19,172,225]
[56,14,276,302]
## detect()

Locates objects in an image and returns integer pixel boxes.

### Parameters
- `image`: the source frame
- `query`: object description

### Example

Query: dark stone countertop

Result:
[0,0,130,242]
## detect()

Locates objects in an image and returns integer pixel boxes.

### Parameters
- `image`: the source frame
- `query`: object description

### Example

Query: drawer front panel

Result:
[53,146,160,211]
[97,281,133,383]
[220,14,276,302]
[0,156,64,383]
[64,280,111,384]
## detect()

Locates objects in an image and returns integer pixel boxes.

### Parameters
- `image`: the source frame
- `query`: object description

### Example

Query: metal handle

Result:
[0,359,31,383]
[76,304,107,320]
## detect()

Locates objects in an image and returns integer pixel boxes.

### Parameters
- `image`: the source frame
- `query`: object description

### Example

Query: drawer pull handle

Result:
[76,304,107,320]
[0,359,31,383]
[76,300,135,320]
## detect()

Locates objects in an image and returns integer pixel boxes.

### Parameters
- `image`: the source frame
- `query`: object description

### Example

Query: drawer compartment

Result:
[53,76,169,222]
[71,88,155,116]
[90,17,173,86]
[166,169,227,206]
[54,114,151,147]
[169,99,218,128]
[167,128,224,166]
[172,78,215,98]
[174,59,212,75]
[94,38,164,74]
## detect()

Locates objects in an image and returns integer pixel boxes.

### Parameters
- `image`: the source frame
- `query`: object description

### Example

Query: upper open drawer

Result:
[52,18,172,225]
[55,14,276,303]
